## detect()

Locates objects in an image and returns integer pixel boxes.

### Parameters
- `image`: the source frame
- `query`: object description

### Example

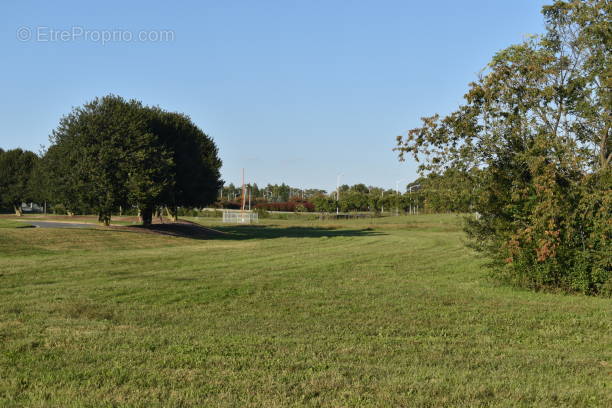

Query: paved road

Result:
[25,221,97,229]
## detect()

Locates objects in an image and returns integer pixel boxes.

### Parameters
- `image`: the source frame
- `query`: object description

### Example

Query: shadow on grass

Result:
[115,222,385,241]
[214,225,385,240]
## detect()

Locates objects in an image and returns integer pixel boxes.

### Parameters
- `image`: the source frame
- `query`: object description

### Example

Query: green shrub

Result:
[255,208,269,219]
[52,203,67,215]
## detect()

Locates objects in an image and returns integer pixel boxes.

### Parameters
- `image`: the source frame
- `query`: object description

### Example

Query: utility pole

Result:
[396,181,400,216]
[336,173,342,215]
[408,185,412,215]
[408,184,420,214]
[241,168,246,211]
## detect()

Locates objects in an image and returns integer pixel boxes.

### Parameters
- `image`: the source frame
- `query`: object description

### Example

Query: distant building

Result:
[20,202,44,213]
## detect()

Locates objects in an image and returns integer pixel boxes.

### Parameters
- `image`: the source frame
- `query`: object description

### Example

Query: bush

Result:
[465,167,611,296]
[176,207,201,217]
[255,207,269,218]
[52,203,67,215]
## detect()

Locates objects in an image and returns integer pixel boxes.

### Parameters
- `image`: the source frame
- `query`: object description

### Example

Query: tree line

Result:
[216,182,441,214]
[219,183,325,203]
[0,147,475,217]
[396,0,610,295]
[0,95,222,225]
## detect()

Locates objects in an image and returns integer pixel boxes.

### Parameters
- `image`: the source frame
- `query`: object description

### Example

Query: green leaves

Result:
[395,0,611,295]
[45,95,222,225]
[0,148,39,214]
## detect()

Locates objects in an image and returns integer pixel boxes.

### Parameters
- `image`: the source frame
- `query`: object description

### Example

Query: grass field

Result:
[0,214,610,407]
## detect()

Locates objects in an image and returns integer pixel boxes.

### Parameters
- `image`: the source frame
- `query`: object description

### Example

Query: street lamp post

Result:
[408,184,420,214]
[408,185,412,215]
[395,179,404,216]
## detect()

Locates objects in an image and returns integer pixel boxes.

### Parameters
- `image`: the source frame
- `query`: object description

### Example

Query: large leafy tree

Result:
[0,148,39,215]
[28,151,53,210]
[146,108,222,221]
[396,0,610,294]
[46,95,221,226]
[47,96,174,225]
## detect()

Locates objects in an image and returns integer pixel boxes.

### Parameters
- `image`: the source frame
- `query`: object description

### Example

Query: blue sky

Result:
[1,0,548,192]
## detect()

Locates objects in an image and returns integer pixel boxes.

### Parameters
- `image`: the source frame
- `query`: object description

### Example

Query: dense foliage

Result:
[0,148,39,215]
[220,183,325,202]
[404,169,484,214]
[396,0,611,295]
[43,95,222,225]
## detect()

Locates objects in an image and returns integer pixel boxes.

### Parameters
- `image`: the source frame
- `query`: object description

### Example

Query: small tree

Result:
[312,195,335,213]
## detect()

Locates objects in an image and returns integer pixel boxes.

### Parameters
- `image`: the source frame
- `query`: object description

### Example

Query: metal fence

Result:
[222,211,258,224]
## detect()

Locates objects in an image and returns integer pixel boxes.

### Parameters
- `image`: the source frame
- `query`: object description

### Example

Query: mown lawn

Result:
[0,214,609,407]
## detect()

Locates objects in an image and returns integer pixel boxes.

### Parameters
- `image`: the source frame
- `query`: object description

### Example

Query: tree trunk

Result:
[98,212,111,226]
[13,205,22,216]
[165,206,177,222]
[141,206,153,226]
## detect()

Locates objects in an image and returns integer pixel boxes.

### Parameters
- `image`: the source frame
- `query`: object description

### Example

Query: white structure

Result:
[222,211,258,224]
